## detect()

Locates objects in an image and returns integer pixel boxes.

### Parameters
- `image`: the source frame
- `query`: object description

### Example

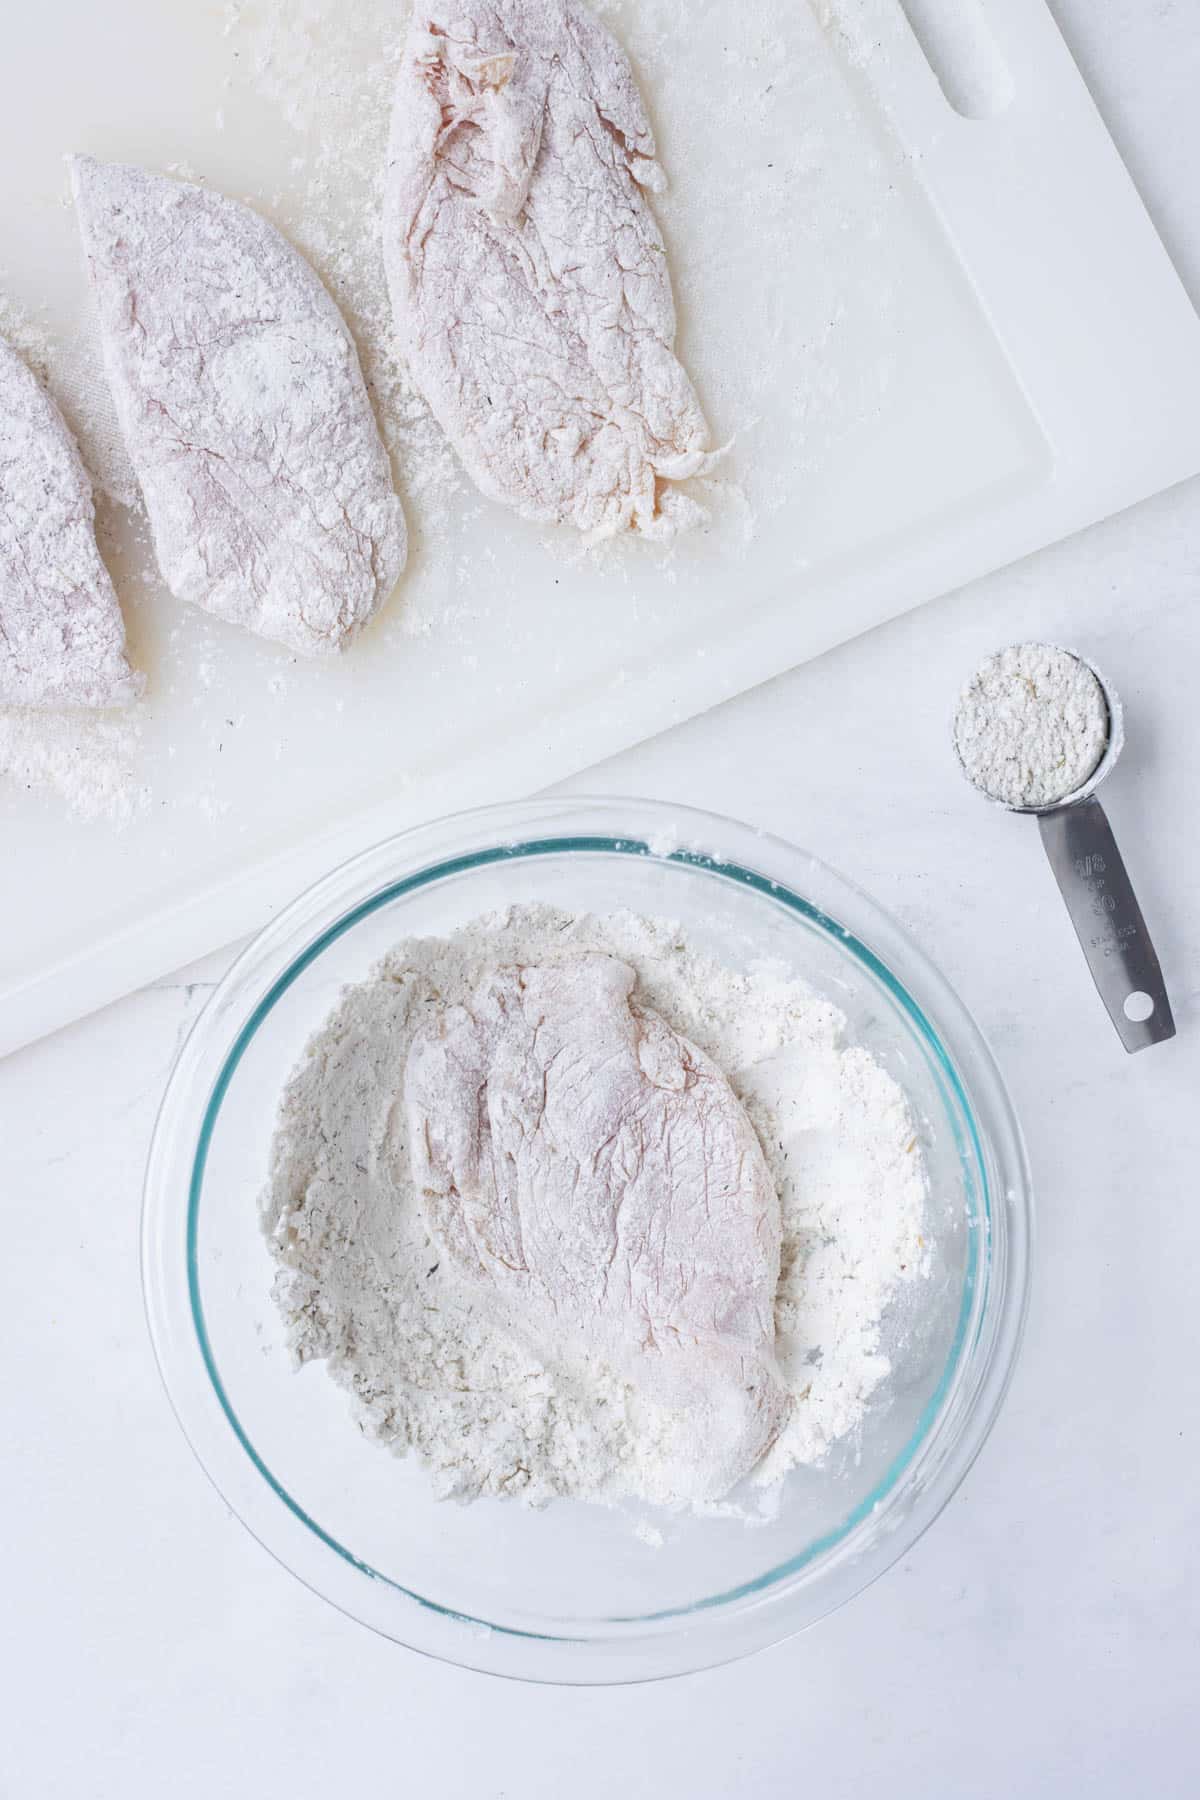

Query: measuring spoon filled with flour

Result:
[953,641,1174,1052]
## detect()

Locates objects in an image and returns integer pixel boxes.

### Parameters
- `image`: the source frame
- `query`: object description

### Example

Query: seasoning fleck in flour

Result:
[264,906,929,1509]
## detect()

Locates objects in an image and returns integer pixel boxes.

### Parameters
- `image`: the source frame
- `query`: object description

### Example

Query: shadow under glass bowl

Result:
[142,795,1032,1683]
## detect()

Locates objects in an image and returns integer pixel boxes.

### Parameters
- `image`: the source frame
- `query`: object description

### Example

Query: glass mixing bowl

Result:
[142,796,1031,1682]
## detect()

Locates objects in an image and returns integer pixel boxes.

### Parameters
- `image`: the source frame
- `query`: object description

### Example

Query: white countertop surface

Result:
[4,4,1199,1794]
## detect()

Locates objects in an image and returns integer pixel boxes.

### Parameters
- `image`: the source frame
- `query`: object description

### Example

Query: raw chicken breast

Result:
[0,336,141,708]
[385,0,712,539]
[71,156,406,656]
[405,954,785,1500]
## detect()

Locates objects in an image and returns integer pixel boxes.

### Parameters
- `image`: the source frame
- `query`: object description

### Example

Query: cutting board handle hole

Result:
[898,0,1014,119]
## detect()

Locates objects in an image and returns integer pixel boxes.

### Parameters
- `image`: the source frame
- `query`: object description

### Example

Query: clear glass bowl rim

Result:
[142,795,1033,1684]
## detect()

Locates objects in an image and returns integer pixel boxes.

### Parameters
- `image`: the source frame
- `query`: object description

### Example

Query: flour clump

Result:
[263,907,929,1512]
[384,0,712,539]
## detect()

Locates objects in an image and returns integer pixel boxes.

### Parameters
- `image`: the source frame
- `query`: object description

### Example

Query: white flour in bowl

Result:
[263,905,929,1511]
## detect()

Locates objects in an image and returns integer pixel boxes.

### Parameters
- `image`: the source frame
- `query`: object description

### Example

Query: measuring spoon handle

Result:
[1037,796,1175,1053]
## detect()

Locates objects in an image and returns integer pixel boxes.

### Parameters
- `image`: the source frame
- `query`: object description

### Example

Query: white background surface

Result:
[3,2,1199,1794]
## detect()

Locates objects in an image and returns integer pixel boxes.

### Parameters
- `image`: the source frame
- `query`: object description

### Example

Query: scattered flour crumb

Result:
[0,706,149,825]
[645,822,680,857]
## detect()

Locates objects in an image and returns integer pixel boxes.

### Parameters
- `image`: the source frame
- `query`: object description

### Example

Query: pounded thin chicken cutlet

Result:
[71,156,407,656]
[405,954,785,1500]
[0,336,141,709]
[385,0,712,539]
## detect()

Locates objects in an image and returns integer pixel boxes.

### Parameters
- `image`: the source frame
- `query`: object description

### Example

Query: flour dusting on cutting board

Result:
[8,0,973,1050]
[3,0,913,827]
[232,0,906,558]
[0,707,149,824]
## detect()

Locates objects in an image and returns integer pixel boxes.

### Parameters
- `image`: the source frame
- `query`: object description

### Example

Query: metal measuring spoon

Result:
[955,644,1175,1053]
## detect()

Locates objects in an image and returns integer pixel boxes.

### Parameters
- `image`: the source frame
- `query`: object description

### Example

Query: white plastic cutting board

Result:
[4,0,1200,1057]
